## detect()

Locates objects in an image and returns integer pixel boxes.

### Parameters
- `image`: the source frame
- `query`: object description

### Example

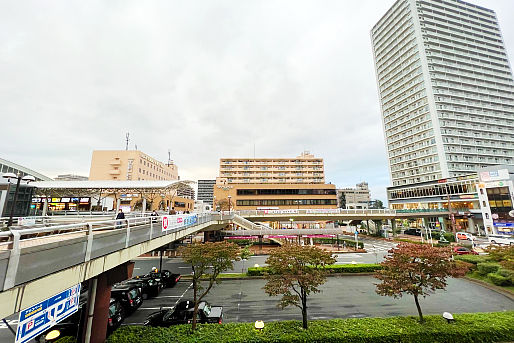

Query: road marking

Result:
[154,295,182,298]
[335,254,361,259]
[138,307,174,310]
[0,319,18,329]
[178,266,191,269]
[134,267,141,270]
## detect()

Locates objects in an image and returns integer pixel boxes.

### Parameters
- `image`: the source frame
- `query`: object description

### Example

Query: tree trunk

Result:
[301,287,308,329]
[192,276,198,330]
[413,293,424,323]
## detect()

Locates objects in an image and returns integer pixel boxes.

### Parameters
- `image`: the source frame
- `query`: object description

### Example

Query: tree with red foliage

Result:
[264,244,336,329]
[375,243,467,323]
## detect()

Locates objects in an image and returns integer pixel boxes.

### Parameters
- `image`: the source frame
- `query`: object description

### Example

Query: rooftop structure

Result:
[0,157,51,181]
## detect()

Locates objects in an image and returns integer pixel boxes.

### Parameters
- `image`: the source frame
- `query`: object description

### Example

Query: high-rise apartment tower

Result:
[372,0,514,187]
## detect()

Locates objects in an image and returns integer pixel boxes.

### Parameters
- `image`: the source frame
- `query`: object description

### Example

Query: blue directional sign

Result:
[16,284,81,343]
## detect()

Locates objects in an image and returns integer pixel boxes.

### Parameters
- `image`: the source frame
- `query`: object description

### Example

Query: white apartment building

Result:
[372,0,514,187]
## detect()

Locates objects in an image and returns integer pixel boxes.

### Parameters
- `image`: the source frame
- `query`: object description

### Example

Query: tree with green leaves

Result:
[179,241,240,330]
[264,244,336,329]
[374,243,467,322]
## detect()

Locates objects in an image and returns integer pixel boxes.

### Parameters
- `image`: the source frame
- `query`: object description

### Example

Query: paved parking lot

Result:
[126,275,514,325]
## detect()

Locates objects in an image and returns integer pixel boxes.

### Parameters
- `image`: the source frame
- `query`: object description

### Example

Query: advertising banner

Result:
[161,214,198,232]
[16,284,81,343]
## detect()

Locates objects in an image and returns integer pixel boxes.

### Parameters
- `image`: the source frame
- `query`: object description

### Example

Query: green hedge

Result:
[498,269,514,284]
[247,264,381,276]
[106,311,514,343]
[487,273,509,286]
[477,262,501,276]
[55,337,77,343]
[454,255,488,265]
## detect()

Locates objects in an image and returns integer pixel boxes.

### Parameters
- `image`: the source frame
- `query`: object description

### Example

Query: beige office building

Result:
[214,152,336,210]
[218,151,324,184]
[89,150,178,181]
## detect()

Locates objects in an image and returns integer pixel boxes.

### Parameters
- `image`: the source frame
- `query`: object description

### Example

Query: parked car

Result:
[111,284,143,314]
[122,276,161,298]
[404,228,421,236]
[144,300,223,327]
[488,234,514,246]
[36,298,124,342]
[145,269,181,288]
[453,246,478,255]
[456,232,475,241]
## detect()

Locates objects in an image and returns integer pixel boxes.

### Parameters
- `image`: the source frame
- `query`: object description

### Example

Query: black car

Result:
[111,285,143,314]
[145,269,181,288]
[144,300,223,327]
[122,277,161,299]
[404,228,422,236]
[36,298,124,342]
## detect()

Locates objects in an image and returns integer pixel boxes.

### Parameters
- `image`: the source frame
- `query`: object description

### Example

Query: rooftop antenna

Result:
[125,132,130,150]
[167,149,172,167]
[135,144,138,151]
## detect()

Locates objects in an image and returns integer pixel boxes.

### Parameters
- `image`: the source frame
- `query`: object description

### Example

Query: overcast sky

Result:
[1,0,513,202]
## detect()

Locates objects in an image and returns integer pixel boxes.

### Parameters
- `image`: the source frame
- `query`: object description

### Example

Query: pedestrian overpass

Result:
[0,207,450,342]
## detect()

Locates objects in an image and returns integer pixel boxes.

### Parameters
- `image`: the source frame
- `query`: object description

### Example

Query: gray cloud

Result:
[1,0,513,203]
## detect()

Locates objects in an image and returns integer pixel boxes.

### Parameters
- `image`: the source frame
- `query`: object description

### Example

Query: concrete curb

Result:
[179,272,377,281]
[464,276,514,301]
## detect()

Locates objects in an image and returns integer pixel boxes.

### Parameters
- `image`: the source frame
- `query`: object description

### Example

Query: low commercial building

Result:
[387,174,482,233]
[477,165,514,236]
[337,182,371,209]
[30,180,194,214]
[213,182,337,211]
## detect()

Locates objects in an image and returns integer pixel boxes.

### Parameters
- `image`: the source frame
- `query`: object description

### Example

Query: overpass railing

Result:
[235,209,398,216]
[0,213,215,292]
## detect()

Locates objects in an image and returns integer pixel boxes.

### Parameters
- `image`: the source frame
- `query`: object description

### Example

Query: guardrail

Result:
[0,213,216,292]
[234,209,398,216]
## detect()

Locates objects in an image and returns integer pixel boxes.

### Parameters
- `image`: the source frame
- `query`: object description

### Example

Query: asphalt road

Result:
[125,275,514,325]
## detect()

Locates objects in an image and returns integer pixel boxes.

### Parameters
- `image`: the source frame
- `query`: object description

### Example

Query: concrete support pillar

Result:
[142,198,147,214]
[309,237,313,246]
[42,198,48,217]
[468,217,475,233]
[391,219,396,236]
[83,262,134,343]
[116,198,121,212]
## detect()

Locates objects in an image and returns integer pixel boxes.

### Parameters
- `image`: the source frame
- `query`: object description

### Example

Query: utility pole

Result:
[125,132,130,150]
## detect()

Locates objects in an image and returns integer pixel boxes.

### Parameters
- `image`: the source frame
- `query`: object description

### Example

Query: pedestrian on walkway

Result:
[151,210,158,223]
[116,209,125,228]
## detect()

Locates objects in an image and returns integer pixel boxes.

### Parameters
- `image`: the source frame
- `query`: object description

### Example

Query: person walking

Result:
[116,209,125,228]
[150,210,158,223]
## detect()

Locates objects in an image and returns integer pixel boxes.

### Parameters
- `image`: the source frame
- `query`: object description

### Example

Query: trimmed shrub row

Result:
[106,311,514,343]
[247,264,382,276]
[454,255,488,265]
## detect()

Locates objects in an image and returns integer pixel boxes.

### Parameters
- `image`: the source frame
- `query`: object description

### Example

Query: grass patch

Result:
[106,311,514,343]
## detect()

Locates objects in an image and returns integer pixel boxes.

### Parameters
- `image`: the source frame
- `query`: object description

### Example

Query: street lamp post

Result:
[3,172,36,227]
[227,195,232,213]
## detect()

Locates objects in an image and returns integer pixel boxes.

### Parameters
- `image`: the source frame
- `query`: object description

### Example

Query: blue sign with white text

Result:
[16,284,81,343]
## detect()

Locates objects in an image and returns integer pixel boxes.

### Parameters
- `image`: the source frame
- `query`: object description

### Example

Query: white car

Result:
[488,234,514,246]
